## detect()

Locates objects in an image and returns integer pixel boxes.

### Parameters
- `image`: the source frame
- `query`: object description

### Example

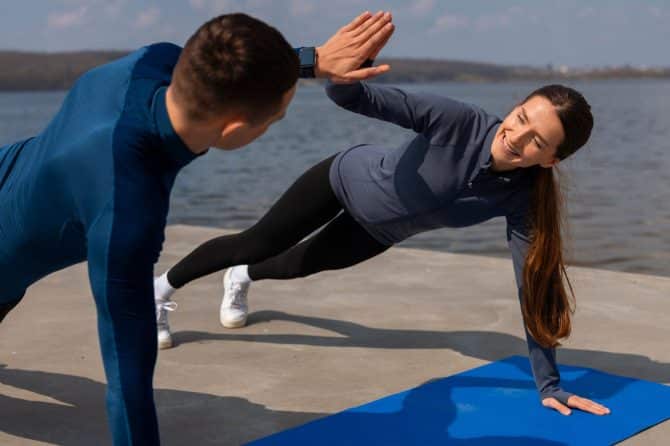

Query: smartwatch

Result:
[297,46,316,78]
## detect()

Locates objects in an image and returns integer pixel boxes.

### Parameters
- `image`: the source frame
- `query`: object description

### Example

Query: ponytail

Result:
[518,84,592,348]
[522,166,574,348]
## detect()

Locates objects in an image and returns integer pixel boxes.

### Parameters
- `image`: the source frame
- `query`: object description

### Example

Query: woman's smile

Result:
[502,132,522,159]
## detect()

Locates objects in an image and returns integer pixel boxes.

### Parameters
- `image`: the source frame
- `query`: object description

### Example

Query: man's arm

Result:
[85,160,170,443]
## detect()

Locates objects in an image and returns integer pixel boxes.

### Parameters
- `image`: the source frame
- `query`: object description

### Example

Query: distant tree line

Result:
[376,58,670,83]
[0,51,127,91]
[0,51,668,91]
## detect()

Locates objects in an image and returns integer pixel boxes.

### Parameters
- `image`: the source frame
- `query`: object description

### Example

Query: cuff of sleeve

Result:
[325,80,363,105]
[541,389,573,405]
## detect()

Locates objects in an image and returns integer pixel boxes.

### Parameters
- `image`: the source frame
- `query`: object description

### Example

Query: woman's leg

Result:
[167,155,341,289]
[248,211,389,281]
[218,184,388,330]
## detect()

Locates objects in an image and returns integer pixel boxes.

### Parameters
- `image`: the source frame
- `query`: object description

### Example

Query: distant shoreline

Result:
[1,50,668,91]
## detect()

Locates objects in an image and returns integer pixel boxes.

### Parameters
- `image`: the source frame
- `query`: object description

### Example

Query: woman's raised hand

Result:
[315,11,395,83]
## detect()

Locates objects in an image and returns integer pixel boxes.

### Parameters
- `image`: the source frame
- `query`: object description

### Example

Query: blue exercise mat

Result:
[247,355,670,445]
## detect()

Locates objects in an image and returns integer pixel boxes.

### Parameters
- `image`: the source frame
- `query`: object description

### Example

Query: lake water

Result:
[1,79,669,277]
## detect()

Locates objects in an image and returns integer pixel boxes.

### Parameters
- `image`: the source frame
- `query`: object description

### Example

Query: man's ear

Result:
[220,119,247,139]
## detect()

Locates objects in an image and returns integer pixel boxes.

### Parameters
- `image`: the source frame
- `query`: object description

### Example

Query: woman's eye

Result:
[516,113,524,123]
[534,139,542,149]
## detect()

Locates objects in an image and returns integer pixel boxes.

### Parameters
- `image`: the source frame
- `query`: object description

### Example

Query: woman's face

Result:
[491,95,565,171]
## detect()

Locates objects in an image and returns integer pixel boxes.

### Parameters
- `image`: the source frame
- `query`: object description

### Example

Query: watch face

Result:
[299,47,316,67]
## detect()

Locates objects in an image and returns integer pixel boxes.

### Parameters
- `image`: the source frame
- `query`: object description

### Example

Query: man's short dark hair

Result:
[172,13,299,124]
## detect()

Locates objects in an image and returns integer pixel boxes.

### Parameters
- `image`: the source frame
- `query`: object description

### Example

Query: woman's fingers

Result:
[355,12,392,43]
[364,23,395,60]
[567,395,611,415]
[371,24,395,59]
[542,397,572,415]
[347,11,385,37]
[543,395,611,416]
[341,64,391,82]
[341,11,372,33]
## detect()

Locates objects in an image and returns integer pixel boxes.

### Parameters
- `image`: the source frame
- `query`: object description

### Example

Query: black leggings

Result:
[167,155,389,288]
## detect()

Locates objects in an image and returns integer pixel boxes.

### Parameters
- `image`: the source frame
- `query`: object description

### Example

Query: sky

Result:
[0,0,668,67]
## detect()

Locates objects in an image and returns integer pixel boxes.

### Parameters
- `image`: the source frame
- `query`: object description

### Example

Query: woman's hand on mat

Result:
[542,395,611,416]
[315,11,394,83]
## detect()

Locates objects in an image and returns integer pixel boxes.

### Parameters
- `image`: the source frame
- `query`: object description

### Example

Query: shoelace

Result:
[156,301,177,323]
[229,283,248,309]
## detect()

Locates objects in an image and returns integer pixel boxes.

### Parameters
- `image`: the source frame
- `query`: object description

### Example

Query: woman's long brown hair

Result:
[521,85,593,348]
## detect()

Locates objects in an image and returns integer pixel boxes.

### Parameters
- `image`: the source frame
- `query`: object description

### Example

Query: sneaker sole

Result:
[158,337,173,350]
[220,316,248,329]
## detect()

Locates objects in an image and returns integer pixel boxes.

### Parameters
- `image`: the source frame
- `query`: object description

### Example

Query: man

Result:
[0,11,394,445]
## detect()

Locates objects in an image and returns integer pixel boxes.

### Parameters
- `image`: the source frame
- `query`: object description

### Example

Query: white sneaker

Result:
[156,298,177,350]
[220,268,250,328]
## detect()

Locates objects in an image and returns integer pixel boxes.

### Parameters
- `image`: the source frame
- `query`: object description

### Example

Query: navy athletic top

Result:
[0,42,199,444]
[0,40,328,445]
[0,43,196,295]
[326,81,572,404]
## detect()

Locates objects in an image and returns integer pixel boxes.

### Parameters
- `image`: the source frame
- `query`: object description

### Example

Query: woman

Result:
[154,78,610,417]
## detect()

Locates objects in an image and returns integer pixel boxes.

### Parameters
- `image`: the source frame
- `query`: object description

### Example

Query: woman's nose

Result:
[509,128,531,147]
[508,132,523,147]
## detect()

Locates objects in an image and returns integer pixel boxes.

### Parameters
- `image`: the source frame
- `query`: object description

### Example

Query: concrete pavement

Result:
[1,224,669,445]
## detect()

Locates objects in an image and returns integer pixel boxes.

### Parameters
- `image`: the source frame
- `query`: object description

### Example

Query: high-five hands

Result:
[315,11,395,83]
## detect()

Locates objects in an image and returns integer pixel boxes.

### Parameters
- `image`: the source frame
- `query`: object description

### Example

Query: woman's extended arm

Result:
[325,81,476,145]
[506,212,610,416]
[506,218,573,403]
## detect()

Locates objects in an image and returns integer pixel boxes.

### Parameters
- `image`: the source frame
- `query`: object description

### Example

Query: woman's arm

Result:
[506,212,611,416]
[505,218,573,404]
[321,11,474,142]
[312,11,394,83]
[325,81,474,145]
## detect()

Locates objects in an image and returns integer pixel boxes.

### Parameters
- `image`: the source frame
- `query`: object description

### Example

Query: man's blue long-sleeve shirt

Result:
[0,42,198,445]
[326,81,572,404]
[0,42,196,301]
